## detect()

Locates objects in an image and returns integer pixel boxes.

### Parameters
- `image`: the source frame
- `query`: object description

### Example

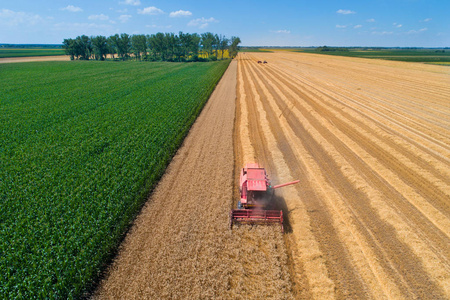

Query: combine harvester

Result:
[230,163,299,232]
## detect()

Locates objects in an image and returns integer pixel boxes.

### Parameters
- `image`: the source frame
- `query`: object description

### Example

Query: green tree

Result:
[201,32,215,57]
[112,33,132,60]
[229,36,241,58]
[179,31,190,59]
[107,35,118,59]
[218,35,229,59]
[62,38,76,60]
[63,32,239,62]
[213,34,220,57]
[189,33,201,59]
[74,35,92,60]
[148,32,166,61]
[91,35,108,60]
[131,34,147,61]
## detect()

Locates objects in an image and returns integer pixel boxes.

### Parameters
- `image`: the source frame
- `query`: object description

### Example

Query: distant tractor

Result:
[229,163,299,232]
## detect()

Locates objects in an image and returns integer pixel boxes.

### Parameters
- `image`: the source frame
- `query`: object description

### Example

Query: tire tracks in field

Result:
[239,53,450,299]
[258,54,449,297]
[243,58,380,299]
[239,57,336,299]
[276,53,450,109]
[265,56,450,220]
[273,54,450,157]
[243,56,407,299]
[262,59,450,239]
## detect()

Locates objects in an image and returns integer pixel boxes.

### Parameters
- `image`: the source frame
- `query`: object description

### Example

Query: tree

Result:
[229,36,241,58]
[164,32,178,61]
[91,35,108,60]
[201,32,215,57]
[179,31,190,59]
[189,33,201,59]
[118,33,132,60]
[73,35,92,60]
[148,32,166,61]
[63,32,240,62]
[107,36,117,59]
[218,35,229,59]
[131,34,147,61]
[62,38,76,60]
[213,34,220,57]
[110,33,131,60]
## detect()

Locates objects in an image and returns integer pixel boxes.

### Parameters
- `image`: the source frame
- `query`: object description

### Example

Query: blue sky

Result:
[0,0,448,47]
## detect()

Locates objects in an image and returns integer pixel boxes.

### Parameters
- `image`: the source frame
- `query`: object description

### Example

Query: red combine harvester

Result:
[229,163,299,232]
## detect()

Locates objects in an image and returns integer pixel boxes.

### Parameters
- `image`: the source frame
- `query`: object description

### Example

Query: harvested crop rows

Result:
[237,52,450,299]
[96,52,449,299]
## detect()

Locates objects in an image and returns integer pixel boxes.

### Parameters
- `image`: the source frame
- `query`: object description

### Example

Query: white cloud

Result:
[146,24,172,29]
[423,18,432,22]
[336,24,347,28]
[138,7,164,15]
[270,29,291,34]
[366,18,375,22]
[120,0,141,5]
[407,28,428,34]
[119,14,132,23]
[54,22,109,30]
[393,23,402,28]
[372,31,393,35]
[354,25,362,29]
[337,9,355,15]
[61,5,83,12]
[188,17,218,29]
[0,9,43,26]
[88,14,109,21]
[170,10,192,17]
[53,22,115,36]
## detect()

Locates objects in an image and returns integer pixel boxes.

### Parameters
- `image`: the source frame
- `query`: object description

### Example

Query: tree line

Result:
[62,32,241,62]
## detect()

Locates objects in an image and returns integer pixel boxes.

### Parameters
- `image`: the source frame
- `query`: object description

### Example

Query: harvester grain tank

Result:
[229,163,299,232]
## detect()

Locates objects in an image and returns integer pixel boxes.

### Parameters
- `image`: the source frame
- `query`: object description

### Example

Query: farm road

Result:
[0,55,70,63]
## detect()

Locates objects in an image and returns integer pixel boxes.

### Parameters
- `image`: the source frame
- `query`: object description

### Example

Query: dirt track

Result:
[95,53,450,299]
[0,55,70,63]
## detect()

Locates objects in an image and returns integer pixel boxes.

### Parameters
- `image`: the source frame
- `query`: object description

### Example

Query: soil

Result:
[0,55,70,63]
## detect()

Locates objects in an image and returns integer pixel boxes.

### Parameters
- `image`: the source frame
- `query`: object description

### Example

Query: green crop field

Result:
[296,48,450,63]
[0,48,65,58]
[0,60,230,298]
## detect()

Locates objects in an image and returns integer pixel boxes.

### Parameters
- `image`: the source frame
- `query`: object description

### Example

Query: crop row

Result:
[0,60,230,298]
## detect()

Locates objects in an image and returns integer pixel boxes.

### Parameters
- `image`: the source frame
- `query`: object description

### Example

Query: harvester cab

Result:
[230,163,299,232]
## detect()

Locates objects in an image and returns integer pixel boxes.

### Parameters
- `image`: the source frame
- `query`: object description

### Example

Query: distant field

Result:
[240,47,274,53]
[296,48,450,63]
[0,48,65,58]
[0,60,230,299]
